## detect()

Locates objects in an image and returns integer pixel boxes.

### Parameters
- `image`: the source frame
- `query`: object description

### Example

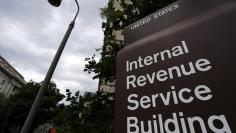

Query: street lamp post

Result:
[20,0,79,133]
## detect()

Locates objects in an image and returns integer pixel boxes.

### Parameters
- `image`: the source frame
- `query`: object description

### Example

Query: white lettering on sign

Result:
[126,40,189,72]
[124,40,233,133]
[130,3,180,30]
[126,58,212,89]
[127,113,232,133]
[131,17,151,30]
[127,84,212,110]
[153,3,179,19]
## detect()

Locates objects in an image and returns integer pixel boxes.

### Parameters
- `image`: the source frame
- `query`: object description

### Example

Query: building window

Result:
[1,80,5,85]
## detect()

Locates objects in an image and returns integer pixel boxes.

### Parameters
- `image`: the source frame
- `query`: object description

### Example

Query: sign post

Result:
[115,0,236,132]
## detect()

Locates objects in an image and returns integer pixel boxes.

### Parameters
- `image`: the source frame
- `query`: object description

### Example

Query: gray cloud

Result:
[0,0,107,93]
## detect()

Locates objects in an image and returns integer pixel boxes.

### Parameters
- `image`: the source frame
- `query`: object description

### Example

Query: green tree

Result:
[84,0,177,82]
[0,81,64,133]
[53,90,115,133]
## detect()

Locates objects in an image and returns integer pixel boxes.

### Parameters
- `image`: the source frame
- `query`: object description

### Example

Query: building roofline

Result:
[0,55,26,85]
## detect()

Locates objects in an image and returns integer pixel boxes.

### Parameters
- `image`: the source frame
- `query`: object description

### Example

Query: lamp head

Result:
[48,0,62,7]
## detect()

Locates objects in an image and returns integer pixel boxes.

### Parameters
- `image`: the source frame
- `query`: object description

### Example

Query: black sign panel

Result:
[115,0,236,132]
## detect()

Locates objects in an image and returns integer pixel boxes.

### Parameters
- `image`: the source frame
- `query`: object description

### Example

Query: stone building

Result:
[0,55,26,97]
[98,0,132,93]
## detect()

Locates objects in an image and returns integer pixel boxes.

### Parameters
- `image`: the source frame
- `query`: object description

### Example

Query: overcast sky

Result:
[0,0,107,94]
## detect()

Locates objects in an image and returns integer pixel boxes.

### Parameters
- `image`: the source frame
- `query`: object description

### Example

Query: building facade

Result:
[0,55,26,97]
[98,0,128,93]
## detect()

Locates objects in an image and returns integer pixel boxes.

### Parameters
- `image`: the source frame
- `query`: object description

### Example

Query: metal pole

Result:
[20,21,74,133]
[20,1,79,132]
